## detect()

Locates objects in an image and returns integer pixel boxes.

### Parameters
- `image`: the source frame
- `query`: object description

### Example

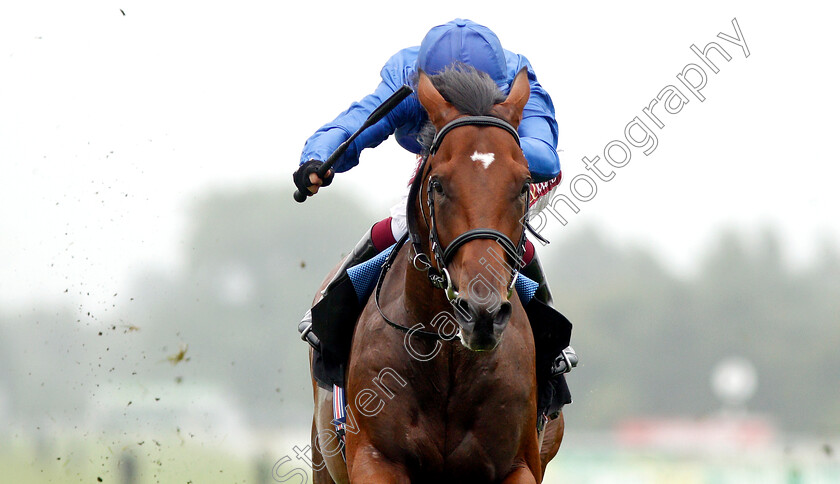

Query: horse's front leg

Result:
[538,411,565,478]
[501,442,543,484]
[346,441,410,484]
[501,466,538,484]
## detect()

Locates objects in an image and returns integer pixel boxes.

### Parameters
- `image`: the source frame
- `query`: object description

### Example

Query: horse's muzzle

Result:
[454,298,512,351]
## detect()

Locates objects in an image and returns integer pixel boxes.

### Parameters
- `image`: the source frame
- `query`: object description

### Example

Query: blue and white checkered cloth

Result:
[347,243,539,305]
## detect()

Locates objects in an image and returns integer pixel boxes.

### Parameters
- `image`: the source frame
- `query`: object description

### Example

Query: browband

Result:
[429,116,520,155]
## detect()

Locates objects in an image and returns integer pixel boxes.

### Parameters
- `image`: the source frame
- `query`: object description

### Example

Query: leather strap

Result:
[374,233,445,339]
[429,116,520,155]
[441,229,518,265]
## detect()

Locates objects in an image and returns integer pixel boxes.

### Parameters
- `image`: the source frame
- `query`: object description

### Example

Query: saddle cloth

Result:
[347,243,540,305]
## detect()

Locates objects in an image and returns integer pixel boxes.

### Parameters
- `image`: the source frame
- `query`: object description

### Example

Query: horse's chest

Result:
[352,311,537,480]
[396,375,534,480]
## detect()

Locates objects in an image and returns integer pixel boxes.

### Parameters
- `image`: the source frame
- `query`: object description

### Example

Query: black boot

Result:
[521,252,578,423]
[298,226,380,349]
[320,227,380,297]
[298,227,382,388]
[520,250,554,306]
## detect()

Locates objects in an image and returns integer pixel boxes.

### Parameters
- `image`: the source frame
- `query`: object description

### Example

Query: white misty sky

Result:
[1,1,839,307]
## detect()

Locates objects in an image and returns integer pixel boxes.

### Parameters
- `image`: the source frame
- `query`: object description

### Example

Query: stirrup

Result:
[550,346,578,376]
[298,309,320,349]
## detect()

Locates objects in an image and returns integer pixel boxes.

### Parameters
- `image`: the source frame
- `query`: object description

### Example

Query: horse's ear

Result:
[417,70,456,128]
[495,67,530,128]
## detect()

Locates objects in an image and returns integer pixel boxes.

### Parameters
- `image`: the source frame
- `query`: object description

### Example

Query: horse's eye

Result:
[432,180,444,195]
[520,183,530,197]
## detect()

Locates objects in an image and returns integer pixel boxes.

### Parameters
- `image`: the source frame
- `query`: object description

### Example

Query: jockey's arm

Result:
[299,48,561,186]
[518,73,562,183]
[299,54,417,176]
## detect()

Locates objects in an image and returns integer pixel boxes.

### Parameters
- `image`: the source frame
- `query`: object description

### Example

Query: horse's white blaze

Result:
[471,151,495,169]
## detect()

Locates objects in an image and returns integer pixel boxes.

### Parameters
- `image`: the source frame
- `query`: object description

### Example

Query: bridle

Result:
[411,115,529,299]
[375,115,530,338]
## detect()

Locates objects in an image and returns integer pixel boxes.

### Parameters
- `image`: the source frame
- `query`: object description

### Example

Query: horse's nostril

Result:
[494,301,512,327]
[454,298,472,322]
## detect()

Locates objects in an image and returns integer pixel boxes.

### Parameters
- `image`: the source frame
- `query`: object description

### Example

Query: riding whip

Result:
[294,85,414,203]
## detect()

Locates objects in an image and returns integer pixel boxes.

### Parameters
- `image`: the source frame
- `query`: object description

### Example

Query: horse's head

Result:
[414,64,532,351]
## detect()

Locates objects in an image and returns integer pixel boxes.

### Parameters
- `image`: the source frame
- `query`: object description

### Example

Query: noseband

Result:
[408,115,529,301]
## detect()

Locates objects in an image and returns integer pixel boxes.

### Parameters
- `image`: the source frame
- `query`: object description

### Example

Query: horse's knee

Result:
[539,411,565,478]
[347,445,410,484]
[501,466,538,484]
[555,411,565,446]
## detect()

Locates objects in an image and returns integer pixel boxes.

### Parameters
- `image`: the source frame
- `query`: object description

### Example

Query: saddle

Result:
[298,241,573,422]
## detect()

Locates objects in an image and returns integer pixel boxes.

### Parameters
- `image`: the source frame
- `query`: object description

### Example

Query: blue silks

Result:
[299,19,560,183]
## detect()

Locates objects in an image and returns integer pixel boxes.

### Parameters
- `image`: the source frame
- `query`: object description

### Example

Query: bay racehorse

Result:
[308,65,564,483]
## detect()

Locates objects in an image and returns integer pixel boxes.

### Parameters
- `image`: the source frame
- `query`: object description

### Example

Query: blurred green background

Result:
[2,185,838,483]
[3,1,840,482]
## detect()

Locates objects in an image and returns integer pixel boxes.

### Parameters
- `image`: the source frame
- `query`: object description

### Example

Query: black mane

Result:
[416,63,507,156]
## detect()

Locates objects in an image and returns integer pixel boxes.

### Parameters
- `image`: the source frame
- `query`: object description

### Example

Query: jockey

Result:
[293,18,572,423]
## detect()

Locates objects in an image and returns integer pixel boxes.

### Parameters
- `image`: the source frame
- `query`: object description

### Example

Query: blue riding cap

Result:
[417,19,509,91]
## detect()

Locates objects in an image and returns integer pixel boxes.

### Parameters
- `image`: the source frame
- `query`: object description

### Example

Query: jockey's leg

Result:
[324,218,395,293]
[298,217,396,348]
[519,241,575,425]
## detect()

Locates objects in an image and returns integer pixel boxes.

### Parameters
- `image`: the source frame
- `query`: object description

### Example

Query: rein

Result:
[374,233,444,338]
[375,115,529,338]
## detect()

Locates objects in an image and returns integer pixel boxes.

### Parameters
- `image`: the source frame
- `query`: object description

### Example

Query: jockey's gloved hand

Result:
[293,159,334,195]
